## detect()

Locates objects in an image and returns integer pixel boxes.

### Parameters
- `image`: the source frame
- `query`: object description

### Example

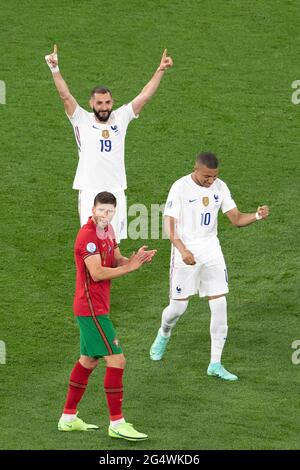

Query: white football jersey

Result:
[67,103,138,191]
[164,174,236,247]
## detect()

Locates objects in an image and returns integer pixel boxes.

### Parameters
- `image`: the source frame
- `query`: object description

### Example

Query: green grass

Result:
[0,0,300,450]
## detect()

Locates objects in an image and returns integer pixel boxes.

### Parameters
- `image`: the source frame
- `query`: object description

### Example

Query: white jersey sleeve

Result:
[115,102,138,129]
[66,104,87,126]
[164,182,181,219]
[220,182,237,213]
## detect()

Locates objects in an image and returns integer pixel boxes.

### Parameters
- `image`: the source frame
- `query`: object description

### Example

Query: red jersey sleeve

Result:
[75,231,100,260]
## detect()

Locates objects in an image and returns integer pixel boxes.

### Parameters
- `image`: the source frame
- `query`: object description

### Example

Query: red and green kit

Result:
[73,217,123,358]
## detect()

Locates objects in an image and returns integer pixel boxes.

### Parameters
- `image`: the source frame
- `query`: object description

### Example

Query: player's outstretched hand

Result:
[127,246,157,272]
[181,249,196,265]
[45,44,58,70]
[136,246,157,264]
[158,48,173,71]
[257,205,269,219]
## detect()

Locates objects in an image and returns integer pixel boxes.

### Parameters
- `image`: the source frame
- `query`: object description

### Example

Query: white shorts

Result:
[169,241,229,299]
[78,189,127,242]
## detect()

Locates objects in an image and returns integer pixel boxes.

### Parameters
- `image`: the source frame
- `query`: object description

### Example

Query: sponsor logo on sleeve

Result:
[86,242,97,253]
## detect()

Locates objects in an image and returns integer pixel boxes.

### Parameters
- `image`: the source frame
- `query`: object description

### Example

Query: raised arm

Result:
[45,44,77,117]
[131,48,173,115]
[225,205,269,227]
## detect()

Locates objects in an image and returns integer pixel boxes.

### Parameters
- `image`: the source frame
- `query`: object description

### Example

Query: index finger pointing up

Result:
[162,48,167,59]
[53,44,57,55]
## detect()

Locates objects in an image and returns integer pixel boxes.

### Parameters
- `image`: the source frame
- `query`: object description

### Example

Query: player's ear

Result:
[89,98,93,109]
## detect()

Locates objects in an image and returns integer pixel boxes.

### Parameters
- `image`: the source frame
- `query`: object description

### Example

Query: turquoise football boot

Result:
[150,330,170,361]
[207,362,238,381]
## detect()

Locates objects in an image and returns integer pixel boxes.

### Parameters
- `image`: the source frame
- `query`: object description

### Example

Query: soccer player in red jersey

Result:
[58,191,156,441]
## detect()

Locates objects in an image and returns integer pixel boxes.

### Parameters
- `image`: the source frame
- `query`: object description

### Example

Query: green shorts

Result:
[76,315,123,358]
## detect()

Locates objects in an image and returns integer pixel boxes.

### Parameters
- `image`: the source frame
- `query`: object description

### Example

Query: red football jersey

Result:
[73,217,118,316]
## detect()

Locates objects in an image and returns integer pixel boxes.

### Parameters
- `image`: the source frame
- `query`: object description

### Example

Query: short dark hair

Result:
[196,152,219,169]
[93,191,117,207]
[90,86,112,98]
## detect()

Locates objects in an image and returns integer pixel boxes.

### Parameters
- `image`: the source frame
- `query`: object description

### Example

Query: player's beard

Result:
[93,107,112,123]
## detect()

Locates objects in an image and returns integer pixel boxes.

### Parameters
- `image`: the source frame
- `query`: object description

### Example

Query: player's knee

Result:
[113,354,126,369]
[208,294,226,301]
[79,356,99,369]
[104,354,126,369]
[118,355,126,369]
[170,299,189,316]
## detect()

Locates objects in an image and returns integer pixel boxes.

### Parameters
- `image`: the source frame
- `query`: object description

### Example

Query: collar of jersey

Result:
[92,112,115,127]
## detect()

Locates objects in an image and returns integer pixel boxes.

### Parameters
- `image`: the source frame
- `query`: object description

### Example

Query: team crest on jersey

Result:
[102,129,110,139]
[202,197,209,207]
[111,125,120,136]
[86,242,97,253]
[214,194,219,203]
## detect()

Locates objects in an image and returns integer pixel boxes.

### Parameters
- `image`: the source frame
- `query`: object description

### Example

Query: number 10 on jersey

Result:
[100,140,112,152]
[200,212,211,226]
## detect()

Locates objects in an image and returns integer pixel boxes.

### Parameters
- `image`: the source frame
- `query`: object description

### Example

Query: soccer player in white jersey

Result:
[150,152,269,380]
[45,45,173,241]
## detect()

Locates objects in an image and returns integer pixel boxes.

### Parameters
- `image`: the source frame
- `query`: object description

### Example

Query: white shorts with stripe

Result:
[169,237,229,299]
[78,189,127,242]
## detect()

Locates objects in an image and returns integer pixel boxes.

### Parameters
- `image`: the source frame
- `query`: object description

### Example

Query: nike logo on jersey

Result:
[92,125,100,129]
[189,199,197,203]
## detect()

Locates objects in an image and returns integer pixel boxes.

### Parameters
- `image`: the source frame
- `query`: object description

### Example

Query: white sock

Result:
[209,296,228,364]
[61,413,77,423]
[160,299,189,337]
[110,417,126,428]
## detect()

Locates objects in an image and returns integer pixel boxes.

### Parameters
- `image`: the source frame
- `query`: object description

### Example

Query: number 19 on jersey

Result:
[100,140,112,152]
